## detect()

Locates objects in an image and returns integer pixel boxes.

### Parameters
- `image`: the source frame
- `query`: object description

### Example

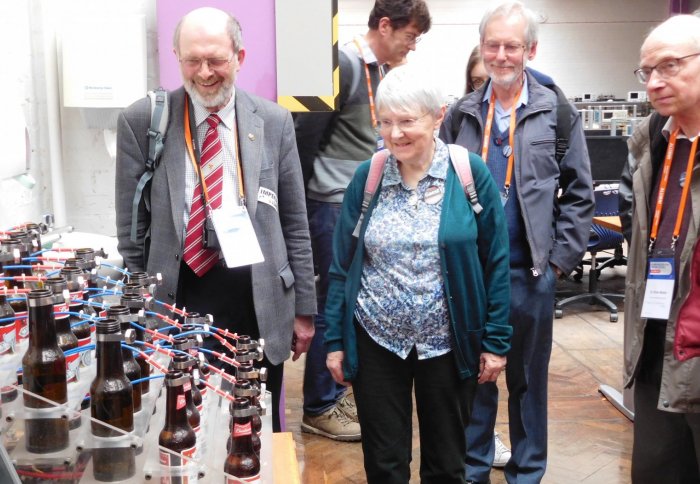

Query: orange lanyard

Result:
[184,99,245,206]
[480,86,523,195]
[649,128,699,253]
[353,39,384,129]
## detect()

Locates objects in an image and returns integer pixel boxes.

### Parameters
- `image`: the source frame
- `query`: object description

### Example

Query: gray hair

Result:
[479,1,540,47]
[375,64,444,117]
[173,8,244,55]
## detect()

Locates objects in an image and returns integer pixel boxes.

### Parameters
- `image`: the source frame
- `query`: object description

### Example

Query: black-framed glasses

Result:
[634,53,700,84]
[179,56,233,70]
[471,77,487,90]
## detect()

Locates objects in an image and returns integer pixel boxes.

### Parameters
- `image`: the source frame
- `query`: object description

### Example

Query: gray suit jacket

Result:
[115,87,316,365]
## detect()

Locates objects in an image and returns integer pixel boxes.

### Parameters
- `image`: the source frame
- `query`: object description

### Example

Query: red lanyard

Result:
[480,86,523,195]
[184,100,245,205]
[353,39,384,129]
[649,128,699,253]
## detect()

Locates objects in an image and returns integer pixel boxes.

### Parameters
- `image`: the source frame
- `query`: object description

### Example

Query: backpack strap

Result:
[550,85,573,163]
[130,88,169,242]
[447,144,483,215]
[353,149,390,238]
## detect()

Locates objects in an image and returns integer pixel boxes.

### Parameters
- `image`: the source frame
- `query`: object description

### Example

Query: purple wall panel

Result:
[157,0,277,100]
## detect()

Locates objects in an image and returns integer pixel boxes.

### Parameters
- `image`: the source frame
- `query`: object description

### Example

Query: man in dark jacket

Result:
[439,2,593,482]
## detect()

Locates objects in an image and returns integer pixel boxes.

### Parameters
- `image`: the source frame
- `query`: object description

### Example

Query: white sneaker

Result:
[493,431,511,468]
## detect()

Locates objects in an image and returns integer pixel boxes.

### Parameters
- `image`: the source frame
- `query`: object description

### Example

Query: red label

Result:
[53,303,69,315]
[78,336,92,366]
[176,394,186,409]
[0,323,16,355]
[184,381,191,392]
[14,311,28,342]
[233,422,252,438]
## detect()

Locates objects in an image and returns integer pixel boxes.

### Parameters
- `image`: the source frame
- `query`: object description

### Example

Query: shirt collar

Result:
[662,116,699,141]
[351,35,380,66]
[192,89,237,130]
[382,138,450,187]
[482,75,529,109]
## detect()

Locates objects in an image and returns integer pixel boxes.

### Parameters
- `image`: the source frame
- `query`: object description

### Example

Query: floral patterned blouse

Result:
[354,138,452,360]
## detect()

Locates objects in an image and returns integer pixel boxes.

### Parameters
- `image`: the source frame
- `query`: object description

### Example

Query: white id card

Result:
[210,206,264,268]
[640,257,675,320]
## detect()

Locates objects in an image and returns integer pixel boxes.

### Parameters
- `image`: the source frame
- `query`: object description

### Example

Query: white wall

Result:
[0,0,677,236]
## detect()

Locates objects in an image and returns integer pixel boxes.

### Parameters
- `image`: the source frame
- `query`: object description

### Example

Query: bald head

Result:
[642,14,700,55]
[173,7,243,56]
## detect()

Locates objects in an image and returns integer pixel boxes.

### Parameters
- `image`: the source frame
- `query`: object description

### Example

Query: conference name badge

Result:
[640,257,675,320]
[211,206,264,268]
[258,187,278,212]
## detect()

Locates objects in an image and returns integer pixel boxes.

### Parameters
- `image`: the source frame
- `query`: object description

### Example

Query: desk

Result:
[592,215,634,421]
[273,432,300,484]
[593,215,622,232]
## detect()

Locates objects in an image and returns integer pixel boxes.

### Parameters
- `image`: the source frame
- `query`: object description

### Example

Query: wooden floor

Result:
[282,264,632,483]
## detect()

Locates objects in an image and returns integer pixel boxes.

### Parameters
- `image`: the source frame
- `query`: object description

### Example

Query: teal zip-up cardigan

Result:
[325,150,512,381]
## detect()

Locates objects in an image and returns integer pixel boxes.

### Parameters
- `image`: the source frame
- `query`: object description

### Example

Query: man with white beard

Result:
[440,2,594,482]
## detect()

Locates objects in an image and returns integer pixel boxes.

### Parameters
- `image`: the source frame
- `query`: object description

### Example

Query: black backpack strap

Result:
[550,85,573,163]
[130,88,169,243]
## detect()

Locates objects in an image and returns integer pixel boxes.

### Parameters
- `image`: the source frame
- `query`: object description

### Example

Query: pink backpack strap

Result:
[448,144,483,215]
[353,149,390,238]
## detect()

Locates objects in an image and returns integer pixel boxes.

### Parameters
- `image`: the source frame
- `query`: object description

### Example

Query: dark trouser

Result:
[303,199,346,415]
[177,262,283,432]
[632,321,700,483]
[466,266,556,484]
[353,323,478,484]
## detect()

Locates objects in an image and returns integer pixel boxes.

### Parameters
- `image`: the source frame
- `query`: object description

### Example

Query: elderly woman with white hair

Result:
[324,64,512,483]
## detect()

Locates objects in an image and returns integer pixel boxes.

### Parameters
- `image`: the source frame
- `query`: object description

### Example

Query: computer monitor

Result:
[585,135,628,182]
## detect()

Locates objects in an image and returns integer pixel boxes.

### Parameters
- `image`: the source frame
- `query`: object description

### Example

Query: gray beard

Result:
[183,78,233,110]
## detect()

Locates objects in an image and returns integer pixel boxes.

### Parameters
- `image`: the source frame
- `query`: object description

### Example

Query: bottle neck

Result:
[96,338,125,379]
[28,303,58,347]
[229,415,255,453]
[165,384,190,427]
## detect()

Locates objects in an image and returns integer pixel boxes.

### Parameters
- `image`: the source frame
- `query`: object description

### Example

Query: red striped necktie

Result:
[183,114,224,276]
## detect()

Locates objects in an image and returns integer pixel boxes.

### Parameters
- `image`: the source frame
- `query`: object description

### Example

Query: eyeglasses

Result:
[471,77,487,90]
[179,56,233,70]
[482,41,526,56]
[404,32,422,45]
[378,113,430,132]
[634,53,700,84]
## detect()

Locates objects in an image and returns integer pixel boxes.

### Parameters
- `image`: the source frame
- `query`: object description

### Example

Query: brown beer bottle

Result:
[120,292,151,394]
[45,277,80,383]
[22,288,69,454]
[90,318,135,481]
[0,293,18,403]
[171,339,203,412]
[224,397,261,483]
[228,381,261,455]
[159,370,197,483]
[60,265,92,366]
[106,305,142,412]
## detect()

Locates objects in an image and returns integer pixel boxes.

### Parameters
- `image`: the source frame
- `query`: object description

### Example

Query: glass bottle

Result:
[22,288,69,454]
[228,381,261,455]
[224,397,260,483]
[107,305,142,413]
[120,292,150,395]
[159,370,197,484]
[46,277,80,384]
[90,318,135,481]
[0,293,17,403]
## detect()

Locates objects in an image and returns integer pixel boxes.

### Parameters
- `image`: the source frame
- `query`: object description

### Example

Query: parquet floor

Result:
[283,264,632,483]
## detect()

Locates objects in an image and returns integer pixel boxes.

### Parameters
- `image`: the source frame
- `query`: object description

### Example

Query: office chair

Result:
[555,184,625,322]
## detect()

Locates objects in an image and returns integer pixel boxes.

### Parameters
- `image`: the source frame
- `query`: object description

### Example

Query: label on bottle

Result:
[0,322,16,355]
[177,394,186,410]
[78,336,92,366]
[14,310,28,343]
[184,381,191,392]
[233,422,252,438]
[54,302,69,315]
[159,445,197,483]
[65,352,80,383]
[225,474,260,483]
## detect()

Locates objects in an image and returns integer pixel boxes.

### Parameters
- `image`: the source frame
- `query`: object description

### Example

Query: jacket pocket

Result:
[278,261,295,289]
